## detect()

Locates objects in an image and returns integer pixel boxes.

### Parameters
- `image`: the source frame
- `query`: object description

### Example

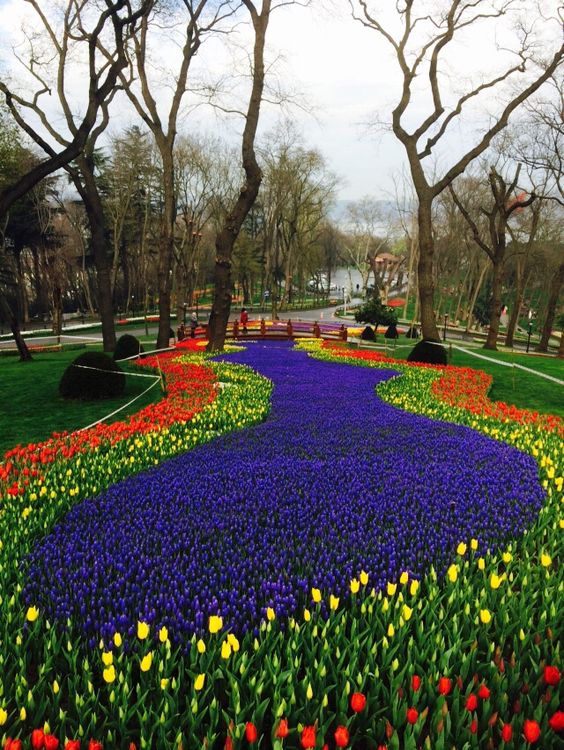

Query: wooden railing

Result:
[177,318,348,343]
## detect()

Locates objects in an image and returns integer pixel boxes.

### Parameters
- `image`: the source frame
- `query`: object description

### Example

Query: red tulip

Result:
[544,666,561,686]
[470,719,477,734]
[31,730,45,750]
[5,741,23,750]
[350,692,366,712]
[44,737,59,750]
[478,684,491,700]
[245,723,258,743]
[334,726,349,748]
[275,719,289,739]
[523,719,541,743]
[377,746,388,750]
[501,723,513,742]
[411,674,421,692]
[465,694,478,712]
[64,743,81,750]
[87,742,102,750]
[300,725,316,749]
[549,711,564,732]
[129,745,137,750]
[438,677,452,695]
[406,707,418,725]
[224,738,233,750]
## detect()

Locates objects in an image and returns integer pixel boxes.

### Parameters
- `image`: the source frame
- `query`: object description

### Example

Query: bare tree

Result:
[451,164,535,349]
[207,0,274,350]
[0,0,149,217]
[351,0,564,340]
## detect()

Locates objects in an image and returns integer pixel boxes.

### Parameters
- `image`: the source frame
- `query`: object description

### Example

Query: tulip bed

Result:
[0,340,562,749]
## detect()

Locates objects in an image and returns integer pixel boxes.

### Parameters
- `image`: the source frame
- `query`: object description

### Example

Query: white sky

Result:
[0,0,562,203]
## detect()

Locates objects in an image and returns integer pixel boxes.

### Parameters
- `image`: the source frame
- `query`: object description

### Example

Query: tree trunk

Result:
[484,258,503,350]
[537,262,564,352]
[504,266,529,348]
[207,2,270,351]
[417,197,441,340]
[156,152,176,350]
[74,159,116,352]
[465,262,488,333]
[0,292,32,361]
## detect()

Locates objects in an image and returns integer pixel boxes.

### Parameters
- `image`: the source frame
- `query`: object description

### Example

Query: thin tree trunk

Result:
[504,266,529,348]
[537,262,564,352]
[484,259,503,350]
[466,262,488,332]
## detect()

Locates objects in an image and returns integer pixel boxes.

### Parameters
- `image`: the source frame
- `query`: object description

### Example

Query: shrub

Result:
[384,323,399,339]
[360,325,376,341]
[113,334,144,362]
[59,351,126,400]
[407,339,448,365]
[405,325,419,339]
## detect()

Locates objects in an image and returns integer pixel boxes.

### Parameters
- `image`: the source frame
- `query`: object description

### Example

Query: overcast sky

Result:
[0,0,561,204]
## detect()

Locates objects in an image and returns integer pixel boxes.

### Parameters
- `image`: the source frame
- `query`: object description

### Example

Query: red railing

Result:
[177,318,348,343]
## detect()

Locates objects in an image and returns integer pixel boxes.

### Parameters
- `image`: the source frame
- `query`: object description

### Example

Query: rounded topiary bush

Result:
[407,339,448,365]
[360,325,376,341]
[405,325,419,339]
[384,323,399,339]
[113,334,144,362]
[59,351,126,400]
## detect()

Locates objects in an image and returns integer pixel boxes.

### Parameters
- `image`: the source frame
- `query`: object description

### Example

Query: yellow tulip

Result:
[457,542,467,556]
[402,604,413,621]
[160,678,169,689]
[350,578,360,594]
[197,638,206,654]
[470,538,478,551]
[266,607,275,621]
[330,595,339,611]
[478,558,485,570]
[489,573,504,590]
[52,680,59,695]
[208,615,223,634]
[304,608,311,622]
[26,606,39,622]
[387,623,395,637]
[194,673,205,691]
[311,587,322,603]
[541,553,552,567]
[20,707,26,721]
[159,626,168,643]
[387,582,397,596]
[502,552,512,564]
[399,571,409,585]
[480,609,492,624]
[306,683,313,700]
[227,633,240,652]
[360,570,369,585]
[103,665,116,683]
[101,651,113,666]
[221,640,232,659]
[410,580,419,596]
[0,708,7,726]
[140,652,153,672]
[137,621,149,640]
[447,564,458,582]
[113,632,122,648]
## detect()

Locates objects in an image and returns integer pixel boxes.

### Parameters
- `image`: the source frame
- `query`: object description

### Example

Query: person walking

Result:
[190,312,198,338]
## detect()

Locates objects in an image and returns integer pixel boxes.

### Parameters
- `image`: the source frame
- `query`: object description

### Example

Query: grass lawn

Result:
[0,346,163,456]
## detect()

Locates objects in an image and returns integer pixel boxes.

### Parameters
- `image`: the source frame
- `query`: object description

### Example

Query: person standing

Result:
[240,307,249,335]
[190,312,198,338]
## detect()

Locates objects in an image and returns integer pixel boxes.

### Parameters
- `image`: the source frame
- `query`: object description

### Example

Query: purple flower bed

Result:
[23,341,544,646]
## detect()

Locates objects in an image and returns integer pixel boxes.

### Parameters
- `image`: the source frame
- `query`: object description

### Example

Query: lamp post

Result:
[195,295,199,318]
[526,310,533,353]
[342,287,347,316]
[183,303,188,324]
[443,313,448,342]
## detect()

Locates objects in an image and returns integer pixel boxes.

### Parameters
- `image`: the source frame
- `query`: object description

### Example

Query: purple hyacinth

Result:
[23,341,545,644]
